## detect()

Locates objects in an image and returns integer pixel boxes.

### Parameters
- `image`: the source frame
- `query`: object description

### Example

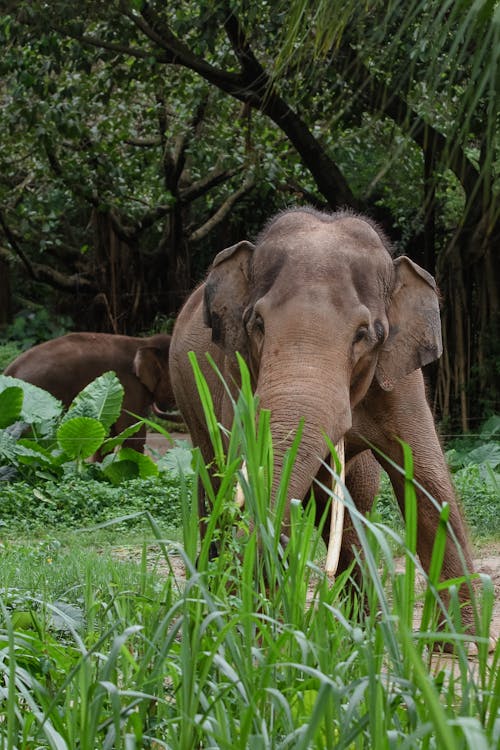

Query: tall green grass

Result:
[0,356,498,748]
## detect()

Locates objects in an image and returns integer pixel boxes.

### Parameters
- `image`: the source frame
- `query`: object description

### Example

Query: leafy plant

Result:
[0,473,184,532]
[445,414,500,537]
[1,308,73,350]
[0,371,158,482]
[0,341,23,371]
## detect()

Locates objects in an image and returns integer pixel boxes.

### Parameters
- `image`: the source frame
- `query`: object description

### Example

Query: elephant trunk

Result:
[256,349,352,540]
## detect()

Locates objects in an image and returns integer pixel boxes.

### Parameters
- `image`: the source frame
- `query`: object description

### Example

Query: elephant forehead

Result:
[252,235,391,301]
[260,209,389,252]
[255,216,390,270]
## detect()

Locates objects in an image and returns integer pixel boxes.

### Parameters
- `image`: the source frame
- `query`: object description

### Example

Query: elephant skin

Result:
[170,208,476,630]
[4,332,176,453]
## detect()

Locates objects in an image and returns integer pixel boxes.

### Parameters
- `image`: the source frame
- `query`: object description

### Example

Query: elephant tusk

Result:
[325,439,345,578]
[235,461,247,509]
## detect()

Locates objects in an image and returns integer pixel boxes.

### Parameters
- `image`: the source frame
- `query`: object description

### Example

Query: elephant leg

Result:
[381,449,475,630]
[366,378,476,636]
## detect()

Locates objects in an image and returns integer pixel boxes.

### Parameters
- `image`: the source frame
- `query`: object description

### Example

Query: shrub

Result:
[0,473,184,532]
[0,371,158,482]
[0,341,23,371]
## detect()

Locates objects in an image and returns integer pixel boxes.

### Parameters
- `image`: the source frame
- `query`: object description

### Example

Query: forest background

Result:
[0,0,498,434]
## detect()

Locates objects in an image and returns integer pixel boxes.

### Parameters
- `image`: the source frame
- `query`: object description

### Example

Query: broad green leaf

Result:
[158,441,195,476]
[64,371,124,431]
[16,439,61,470]
[100,447,158,485]
[0,386,23,428]
[0,430,18,462]
[57,416,106,459]
[466,442,500,470]
[101,459,140,485]
[480,414,500,440]
[100,421,144,455]
[115,447,159,479]
[0,375,63,423]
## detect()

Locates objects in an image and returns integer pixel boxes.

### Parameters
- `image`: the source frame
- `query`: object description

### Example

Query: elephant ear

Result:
[376,256,443,391]
[203,240,255,357]
[133,347,162,392]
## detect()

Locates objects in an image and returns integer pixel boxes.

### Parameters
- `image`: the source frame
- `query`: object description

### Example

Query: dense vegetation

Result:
[0,1,498,430]
[1,362,499,748]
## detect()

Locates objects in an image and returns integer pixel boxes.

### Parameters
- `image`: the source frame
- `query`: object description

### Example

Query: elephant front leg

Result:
[361,374,478,644]
[383,453,477,647]
[377,430,475,639]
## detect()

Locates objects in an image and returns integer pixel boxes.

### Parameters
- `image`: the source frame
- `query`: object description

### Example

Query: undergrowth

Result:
[0,473,184,533]
[0,355,497,749]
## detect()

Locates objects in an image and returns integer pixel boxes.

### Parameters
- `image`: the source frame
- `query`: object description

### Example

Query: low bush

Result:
[0,473,184,532]
[0,371,159,482]
[446,414,500,537]
[0,341,23,371]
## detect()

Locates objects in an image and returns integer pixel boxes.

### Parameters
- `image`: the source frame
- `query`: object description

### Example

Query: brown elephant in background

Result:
[5,332,176,453]
[170,207,476,628]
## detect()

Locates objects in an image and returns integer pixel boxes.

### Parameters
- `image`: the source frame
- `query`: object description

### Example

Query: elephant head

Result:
[203,209,442,537]
[133,334,175,418]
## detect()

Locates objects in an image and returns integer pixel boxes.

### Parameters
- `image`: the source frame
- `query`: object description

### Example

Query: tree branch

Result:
[117,4,357,207]
[0,241,95,293]
[189,177,255,243]
[180,165,244,204]
[0,210,36,278]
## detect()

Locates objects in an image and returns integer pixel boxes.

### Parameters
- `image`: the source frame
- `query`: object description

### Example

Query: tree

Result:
[0,14,257,331]
[276,0,500,430]
[3,1,498,427]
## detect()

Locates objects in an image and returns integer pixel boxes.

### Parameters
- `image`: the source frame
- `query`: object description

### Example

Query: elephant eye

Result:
[254,313,265,333]
[353,325,369,345]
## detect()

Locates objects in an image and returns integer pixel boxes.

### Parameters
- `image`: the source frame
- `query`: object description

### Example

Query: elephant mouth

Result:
[235,438,346,577]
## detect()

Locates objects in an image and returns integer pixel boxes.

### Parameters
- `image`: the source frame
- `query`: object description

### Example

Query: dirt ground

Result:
[138,431,500,654]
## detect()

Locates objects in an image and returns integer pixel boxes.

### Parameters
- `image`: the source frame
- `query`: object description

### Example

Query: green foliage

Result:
[61,370,124,430]
[1,355,497,748]
[1,309,73,350]
[0,372,156,482]
[445,414,500,536]
[0,474,183,532]
[0,341,23,371]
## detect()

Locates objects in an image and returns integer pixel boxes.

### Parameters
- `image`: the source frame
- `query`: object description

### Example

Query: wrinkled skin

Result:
[170,208,475,627]
[5,332,176,452]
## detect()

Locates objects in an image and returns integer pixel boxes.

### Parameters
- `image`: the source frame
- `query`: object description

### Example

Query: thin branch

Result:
[77,32,167,62]
[0,242,95,293]
[0,210,36,278]
[180,165,244,204]
[125,136,162,147]
[189,177,255,243]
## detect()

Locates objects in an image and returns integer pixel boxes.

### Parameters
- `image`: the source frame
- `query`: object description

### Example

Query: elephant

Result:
[169,207,478,632]
[4,332,177,453]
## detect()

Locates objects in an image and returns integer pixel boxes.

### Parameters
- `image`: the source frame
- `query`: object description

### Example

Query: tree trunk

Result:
[0,255,12,328]
[436,214,500,430]
[87,210,146,333]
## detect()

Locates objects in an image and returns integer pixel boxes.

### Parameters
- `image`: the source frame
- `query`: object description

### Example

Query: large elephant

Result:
[5,332,176,452]
[170,208,475,623]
